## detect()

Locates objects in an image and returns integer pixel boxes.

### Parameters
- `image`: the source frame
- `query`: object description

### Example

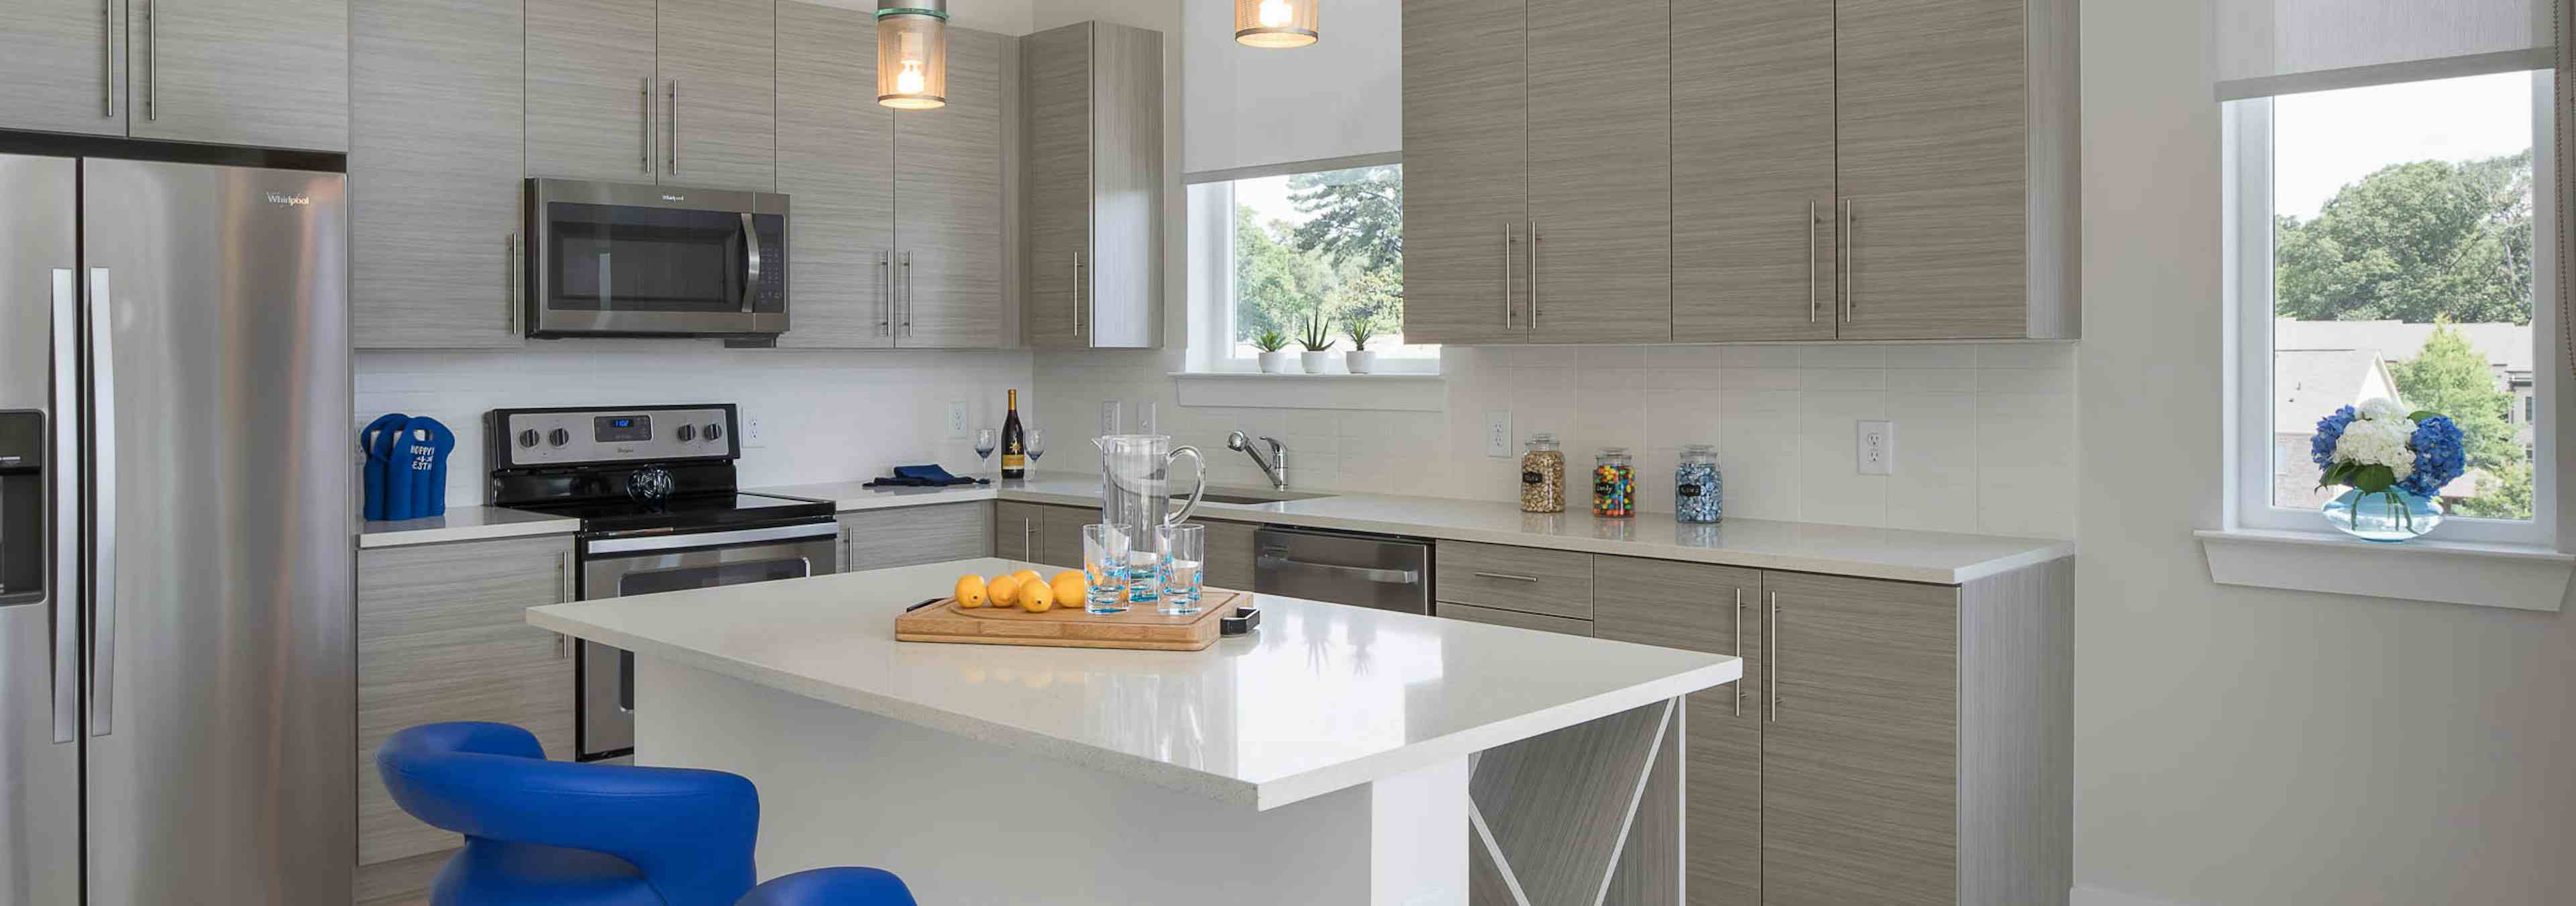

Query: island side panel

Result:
[634,656,1467,906]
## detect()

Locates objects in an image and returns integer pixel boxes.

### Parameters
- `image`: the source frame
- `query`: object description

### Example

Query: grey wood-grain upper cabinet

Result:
[525,0,657,182]
[892,27,1008,348]
[655,0,774,192]
[0,0,125,137]
[1523,0,1669,344]
[356,536,576,866]
[1399,0,1527,346]
[127,0,348,150]
[1757,571,1958,906]
[775,0,896,350]
[352,0,526,350]
[1593,558,1764,906]
[1669,0,1837,343]
[525,0,774,191]
[837,502,994,572]
[1022,20,1162,350]
[1829,0,2078,340]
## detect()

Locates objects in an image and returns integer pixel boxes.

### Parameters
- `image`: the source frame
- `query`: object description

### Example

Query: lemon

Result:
[953,574,988,609]
[1012,568,1043,587]
[1019,577,1056,612]
[1049,572,1087,610]
[986,574,1022,609]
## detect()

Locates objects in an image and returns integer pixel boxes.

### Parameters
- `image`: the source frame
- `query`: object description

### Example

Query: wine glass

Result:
[972,427,998,479]
[1026,428,1049,469]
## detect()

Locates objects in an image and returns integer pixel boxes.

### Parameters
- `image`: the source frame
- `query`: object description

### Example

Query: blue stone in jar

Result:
[1675,444,1723,523]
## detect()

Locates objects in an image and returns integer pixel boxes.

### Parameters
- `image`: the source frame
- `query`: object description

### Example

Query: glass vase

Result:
[2320,487,2444,542]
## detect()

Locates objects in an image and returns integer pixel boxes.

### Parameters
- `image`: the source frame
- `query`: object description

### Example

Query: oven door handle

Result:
[585,521,838,555]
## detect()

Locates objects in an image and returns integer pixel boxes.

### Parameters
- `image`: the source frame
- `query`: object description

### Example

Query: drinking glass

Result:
[1157,523,1205,615]
[972,427,998,476]
[1026,428,1049,466]
[1081,524,1132,614]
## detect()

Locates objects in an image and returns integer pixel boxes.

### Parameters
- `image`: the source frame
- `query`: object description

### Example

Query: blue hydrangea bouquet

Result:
[2311,399,2465,540]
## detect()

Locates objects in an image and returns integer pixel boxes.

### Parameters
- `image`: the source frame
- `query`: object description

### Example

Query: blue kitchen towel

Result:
[360,413,410,521]
[400,416,458,520]
[864,464,985,488]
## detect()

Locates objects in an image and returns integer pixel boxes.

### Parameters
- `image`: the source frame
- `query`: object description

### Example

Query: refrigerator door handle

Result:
[50,269,79,744]
[86,266,115,738]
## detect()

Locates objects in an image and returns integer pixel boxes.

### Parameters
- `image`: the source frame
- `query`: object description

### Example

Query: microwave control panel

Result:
[490,405,735,468]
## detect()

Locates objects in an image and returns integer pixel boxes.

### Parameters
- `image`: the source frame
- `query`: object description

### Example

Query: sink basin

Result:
[1197,488,1335,505]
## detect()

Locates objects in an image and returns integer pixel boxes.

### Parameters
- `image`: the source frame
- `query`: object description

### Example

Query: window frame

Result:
[1183,166,1438,375]
[2222,72,2562,546]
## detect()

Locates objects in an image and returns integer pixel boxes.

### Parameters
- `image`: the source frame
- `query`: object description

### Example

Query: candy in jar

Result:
[1519,432,1565,513]
[1593,448,1635,517]
[1675,444,1723,523]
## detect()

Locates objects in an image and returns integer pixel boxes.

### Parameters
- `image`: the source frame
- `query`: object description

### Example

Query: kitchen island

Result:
[529,557,1740,905]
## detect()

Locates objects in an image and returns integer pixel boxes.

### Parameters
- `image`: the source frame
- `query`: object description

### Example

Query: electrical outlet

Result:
[1485,409,1513,458]
[1857,419,1894,475]
[743,409,768,448]
[947,400,968,440]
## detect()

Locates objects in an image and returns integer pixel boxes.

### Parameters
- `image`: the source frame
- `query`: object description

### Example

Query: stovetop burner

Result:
[504,491,834,535]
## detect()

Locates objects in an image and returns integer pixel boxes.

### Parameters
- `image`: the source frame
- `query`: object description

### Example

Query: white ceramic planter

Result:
[1345,350,1378,374]
[1258,351,1291,374]
[1299,351,1334,374]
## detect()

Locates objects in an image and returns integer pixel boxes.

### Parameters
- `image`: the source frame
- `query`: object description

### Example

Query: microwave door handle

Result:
[739,213,759,313]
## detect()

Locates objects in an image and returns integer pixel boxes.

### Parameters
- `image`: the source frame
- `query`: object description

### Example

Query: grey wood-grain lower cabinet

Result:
[1037,502,1090,570]
[355,535,577,867]
[351,0,527,350]
[1593,558,1764,906]
[1199,518,1258,591]
[1438,601,1591,636]
[835,502,993,572]
[994,501,1046,562]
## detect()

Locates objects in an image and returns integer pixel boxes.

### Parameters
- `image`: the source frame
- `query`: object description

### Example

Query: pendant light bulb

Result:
[896,59,927,95]
[1235,0,1318,48]
[876,1,949,109]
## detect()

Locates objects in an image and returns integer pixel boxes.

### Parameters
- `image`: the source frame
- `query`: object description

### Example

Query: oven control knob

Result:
[676,423,696,442]
[627,466,676,505]
[517,429,540,448]
[704,423,724,442]
[548,428,571,448]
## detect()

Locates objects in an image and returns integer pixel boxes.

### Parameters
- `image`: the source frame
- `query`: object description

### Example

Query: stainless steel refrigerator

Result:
[0,153,352,905]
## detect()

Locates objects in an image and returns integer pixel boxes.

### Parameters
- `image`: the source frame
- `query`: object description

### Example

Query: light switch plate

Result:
[1485,409,1513,458]
[1857,419,1893,474]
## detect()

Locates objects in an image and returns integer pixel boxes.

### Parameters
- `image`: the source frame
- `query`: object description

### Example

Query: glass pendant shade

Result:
[876,1,948,109]
[1235,0,1319,48]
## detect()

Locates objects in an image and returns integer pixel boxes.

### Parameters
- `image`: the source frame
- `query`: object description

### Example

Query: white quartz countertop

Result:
[356,505,582,549]
[528,557,1739,810]
[753,474,2074,585]
[361,472,2072,583]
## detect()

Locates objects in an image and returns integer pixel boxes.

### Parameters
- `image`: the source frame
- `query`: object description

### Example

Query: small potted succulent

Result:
[1252,328,1291,374]
[1296,309,1336,374]
[1342,313,1380,374]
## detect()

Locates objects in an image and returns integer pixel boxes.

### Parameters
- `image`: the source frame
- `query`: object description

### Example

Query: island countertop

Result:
[527,557,1739,811]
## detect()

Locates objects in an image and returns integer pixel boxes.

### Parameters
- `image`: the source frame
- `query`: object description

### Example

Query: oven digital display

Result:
[593,415,652,442]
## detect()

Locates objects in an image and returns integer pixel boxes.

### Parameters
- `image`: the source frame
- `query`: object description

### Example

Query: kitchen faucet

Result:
[1225,431,1289,491]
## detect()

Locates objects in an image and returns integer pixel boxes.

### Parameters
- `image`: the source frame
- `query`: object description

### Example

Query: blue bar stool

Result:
[378,722,915,906]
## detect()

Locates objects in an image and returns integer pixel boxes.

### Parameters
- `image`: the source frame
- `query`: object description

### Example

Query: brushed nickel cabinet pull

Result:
[877,251,892,336]
[639,77,652,173]
[508,231,523,335]
[142,0,156,121]
[1501,223,1515,329]
[559,550,575,603]
[1732,587,1745,717]
[1072,251,1085,336]
[1840,199,1856,323]
[901,252,914,336]
[1470,571,1539,583]
[101,0,115,117]
[1807,202,1819,324]
[1766,591,1781,722]
[667,79,680,174]
[1527,220,1542,330]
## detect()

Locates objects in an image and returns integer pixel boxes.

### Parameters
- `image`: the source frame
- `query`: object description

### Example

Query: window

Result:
[2227,70,2559,543]
[1185,164,1435,373]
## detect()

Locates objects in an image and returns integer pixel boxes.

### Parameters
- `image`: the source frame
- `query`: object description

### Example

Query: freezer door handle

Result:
[86,267,115,738]
[50,269,79,744]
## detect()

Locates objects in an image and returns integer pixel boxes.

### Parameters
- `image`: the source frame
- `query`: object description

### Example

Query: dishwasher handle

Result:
[1256,548,1421,585]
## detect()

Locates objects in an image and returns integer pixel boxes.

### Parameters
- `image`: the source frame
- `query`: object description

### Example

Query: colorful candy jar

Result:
[1675,444,1723,523]
[1593,448,1635,518]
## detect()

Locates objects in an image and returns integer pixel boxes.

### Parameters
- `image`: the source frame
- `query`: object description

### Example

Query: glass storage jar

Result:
[1519,433,1565,513]
[1675,444,1723,523]
[1593,448,1635,518]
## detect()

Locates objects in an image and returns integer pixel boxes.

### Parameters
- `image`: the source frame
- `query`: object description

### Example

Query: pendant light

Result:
[1234,0,1318,48]
[877,0,949,110]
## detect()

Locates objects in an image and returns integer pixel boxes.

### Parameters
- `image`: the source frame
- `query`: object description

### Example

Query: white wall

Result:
[1181,0,1401,177]
[2075,2,2576,904]
[356,346,1032,501]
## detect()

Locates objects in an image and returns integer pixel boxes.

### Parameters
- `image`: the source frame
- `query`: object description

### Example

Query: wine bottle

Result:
[1000,389,1027,480]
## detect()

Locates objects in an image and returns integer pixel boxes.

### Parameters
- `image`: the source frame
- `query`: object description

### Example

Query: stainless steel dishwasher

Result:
[1252,526,1432,614]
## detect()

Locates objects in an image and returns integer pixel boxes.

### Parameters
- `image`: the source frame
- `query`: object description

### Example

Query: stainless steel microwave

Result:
[524,178,788,338]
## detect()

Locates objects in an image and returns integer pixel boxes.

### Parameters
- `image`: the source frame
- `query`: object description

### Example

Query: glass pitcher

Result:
[1093,434,1208,598]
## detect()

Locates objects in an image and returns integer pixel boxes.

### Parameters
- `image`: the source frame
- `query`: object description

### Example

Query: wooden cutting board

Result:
[893,589,1250,652]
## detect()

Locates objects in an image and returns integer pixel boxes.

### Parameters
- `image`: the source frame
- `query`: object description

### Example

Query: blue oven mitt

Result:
[360,413,410,521]
[400,416,457,520]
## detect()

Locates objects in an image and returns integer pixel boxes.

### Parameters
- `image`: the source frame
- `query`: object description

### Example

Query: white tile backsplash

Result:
[1033,342,2078,540]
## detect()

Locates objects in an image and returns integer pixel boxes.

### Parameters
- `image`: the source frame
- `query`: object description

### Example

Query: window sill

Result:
[2195,528,2573,612]
[1171,371,1445,411]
